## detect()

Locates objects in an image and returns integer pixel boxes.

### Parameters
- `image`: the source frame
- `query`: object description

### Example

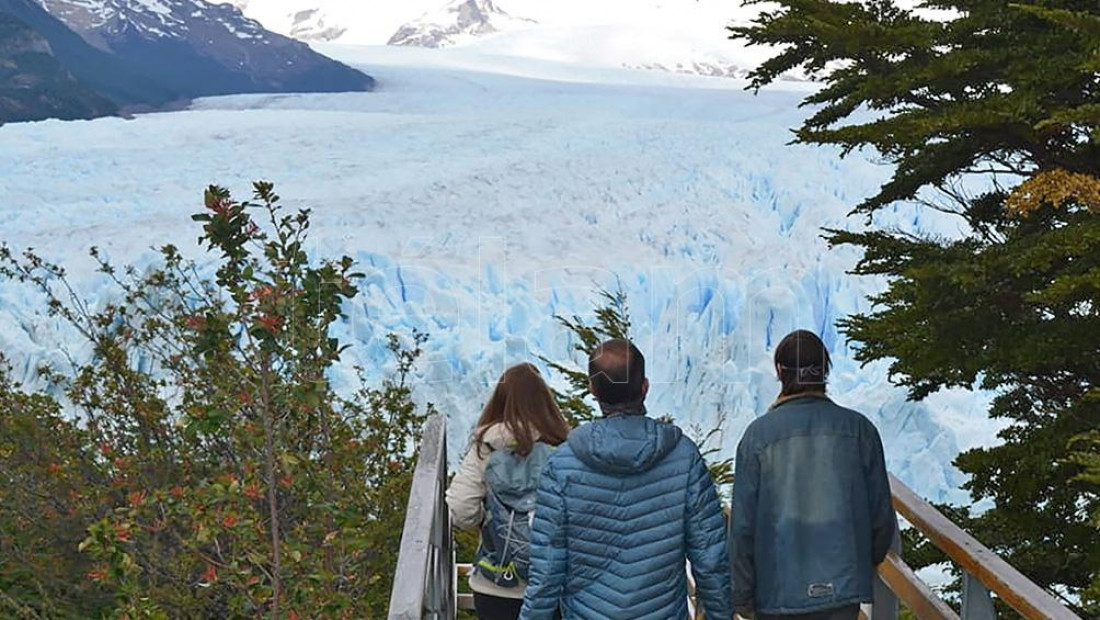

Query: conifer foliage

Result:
[733,1,1098,613]
[540,287,633,427]
[540,287,735,489]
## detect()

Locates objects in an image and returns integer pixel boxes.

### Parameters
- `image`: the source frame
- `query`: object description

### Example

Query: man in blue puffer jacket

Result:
[520,339,732,619]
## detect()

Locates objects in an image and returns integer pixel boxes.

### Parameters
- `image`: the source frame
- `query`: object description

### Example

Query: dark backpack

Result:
[474,441,552,587]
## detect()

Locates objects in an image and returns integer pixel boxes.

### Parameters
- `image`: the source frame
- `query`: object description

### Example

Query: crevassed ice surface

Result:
[0,47,998,503]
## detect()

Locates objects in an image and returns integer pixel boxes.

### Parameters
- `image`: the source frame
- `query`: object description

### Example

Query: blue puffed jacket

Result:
[519,414,732,619]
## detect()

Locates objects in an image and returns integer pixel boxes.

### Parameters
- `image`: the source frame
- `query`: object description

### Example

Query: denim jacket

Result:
[728,394,897,615]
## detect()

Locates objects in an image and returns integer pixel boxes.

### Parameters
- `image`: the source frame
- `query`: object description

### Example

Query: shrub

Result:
[0,182,430,617]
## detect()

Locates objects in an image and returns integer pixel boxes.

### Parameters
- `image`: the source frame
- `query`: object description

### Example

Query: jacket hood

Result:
[568,415,682,475]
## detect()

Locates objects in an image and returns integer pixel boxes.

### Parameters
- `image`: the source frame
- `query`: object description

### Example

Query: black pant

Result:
[757,604,861,620]
[473,593,562,620]
[473,592,523,620]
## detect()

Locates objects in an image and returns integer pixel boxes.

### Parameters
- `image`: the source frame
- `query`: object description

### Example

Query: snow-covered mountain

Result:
[36,0,255,48]
[230,0,795,81]
[227,0,950,82]
[23,0,373,108]
[388,0,534,48]
[228,0,348,42]
[285,7,345,41]
[225,0,444,44]
[0,46,999,505]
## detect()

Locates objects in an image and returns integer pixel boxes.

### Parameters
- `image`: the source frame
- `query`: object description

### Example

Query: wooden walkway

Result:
[388,414,1083,619]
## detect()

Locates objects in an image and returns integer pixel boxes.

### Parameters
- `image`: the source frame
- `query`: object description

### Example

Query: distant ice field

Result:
[0,46,997,503]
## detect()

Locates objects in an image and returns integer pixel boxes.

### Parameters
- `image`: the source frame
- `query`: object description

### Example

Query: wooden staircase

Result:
[387,414,1083,619]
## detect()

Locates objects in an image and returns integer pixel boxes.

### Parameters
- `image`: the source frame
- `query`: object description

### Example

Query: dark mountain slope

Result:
[0,0,177,105]
[36,0,374,100]
[0,0,374,123]
[0,10,117,123]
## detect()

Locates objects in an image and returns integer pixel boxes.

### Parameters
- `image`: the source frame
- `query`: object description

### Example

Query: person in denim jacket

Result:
[729,330,897,620]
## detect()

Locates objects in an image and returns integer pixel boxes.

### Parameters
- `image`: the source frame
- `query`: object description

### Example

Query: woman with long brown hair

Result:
[446,363,570,620]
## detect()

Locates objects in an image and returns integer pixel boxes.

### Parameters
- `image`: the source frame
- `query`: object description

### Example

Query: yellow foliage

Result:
[1007,169,1100,216]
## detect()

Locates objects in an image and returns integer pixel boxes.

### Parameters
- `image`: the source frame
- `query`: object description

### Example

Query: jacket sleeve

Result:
[863,422,897,564]
[729,435,759,614]
[444,440,488,531]
[684,447,733,619]
[519,459,567,620]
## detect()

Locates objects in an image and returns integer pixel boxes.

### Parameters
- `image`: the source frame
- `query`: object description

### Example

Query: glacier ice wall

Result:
[0,48,997,503]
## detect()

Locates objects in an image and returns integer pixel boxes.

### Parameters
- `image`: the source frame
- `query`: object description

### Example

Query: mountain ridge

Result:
[35,0,375,100]
[0,0,375,123]
[0,9,118,123]
[388,0,534,49]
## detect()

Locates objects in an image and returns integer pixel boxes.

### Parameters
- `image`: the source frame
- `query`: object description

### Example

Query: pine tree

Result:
[539,287,735,488]
[1071,431,1100,608]
[539,287,632,426]
[732,1,1099,614]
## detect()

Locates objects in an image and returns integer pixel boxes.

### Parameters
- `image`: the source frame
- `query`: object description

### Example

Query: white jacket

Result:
[445,423,537,599]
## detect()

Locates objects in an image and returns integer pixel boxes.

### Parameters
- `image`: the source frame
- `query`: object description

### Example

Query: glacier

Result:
[0,46,999,505]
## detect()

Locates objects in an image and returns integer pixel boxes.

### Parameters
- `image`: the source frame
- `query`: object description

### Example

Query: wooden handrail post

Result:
[878,552,960,620]
[388,414,453,620]
[961,572,996,620]
[871,527,901,620]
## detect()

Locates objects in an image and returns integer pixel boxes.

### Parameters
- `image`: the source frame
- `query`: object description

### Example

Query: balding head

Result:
[588,338,647,405]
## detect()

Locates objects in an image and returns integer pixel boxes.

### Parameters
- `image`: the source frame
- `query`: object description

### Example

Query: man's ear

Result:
[588,379,597,398]
[775,363,783,379]
[641,377,649,398]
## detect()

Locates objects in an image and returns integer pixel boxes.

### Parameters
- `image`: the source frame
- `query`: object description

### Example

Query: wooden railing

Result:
[881,474,1081,619]
[388,415,455,619]
[390,415,1083,619]
[456,564,475,611]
